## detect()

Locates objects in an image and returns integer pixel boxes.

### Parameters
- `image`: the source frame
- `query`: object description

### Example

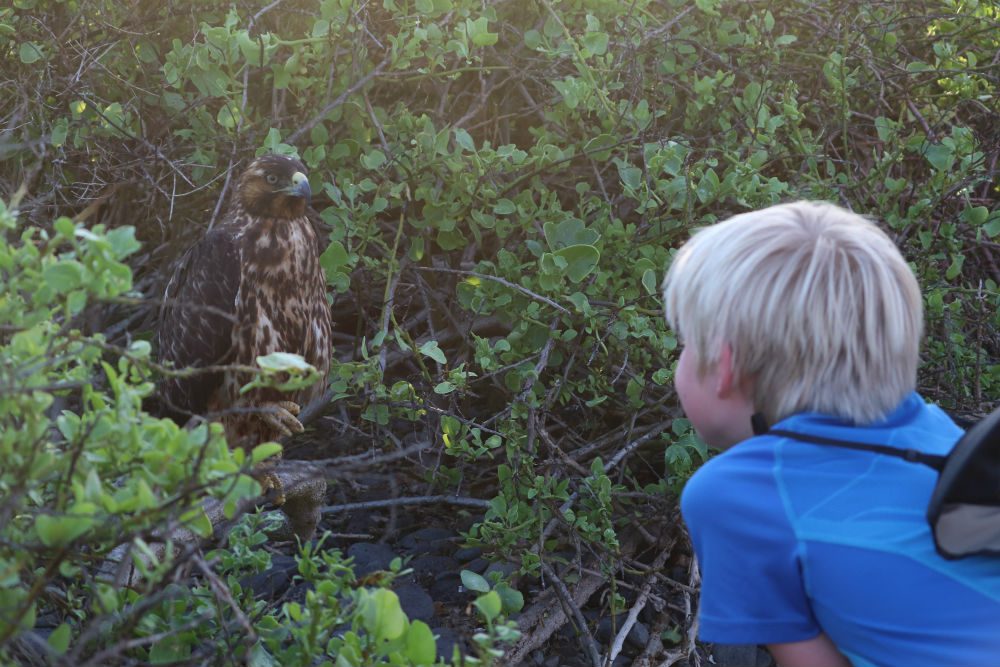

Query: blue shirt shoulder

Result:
[681,393,1000,666]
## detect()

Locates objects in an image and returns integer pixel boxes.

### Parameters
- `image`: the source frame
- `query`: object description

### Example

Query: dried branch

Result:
[539,559,603,667]
[605,542,675,665]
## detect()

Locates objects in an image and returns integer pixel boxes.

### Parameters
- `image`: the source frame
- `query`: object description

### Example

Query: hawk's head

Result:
[236,154,312,219]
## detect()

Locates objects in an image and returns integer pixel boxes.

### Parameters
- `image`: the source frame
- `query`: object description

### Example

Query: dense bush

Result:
[1,0,997,664]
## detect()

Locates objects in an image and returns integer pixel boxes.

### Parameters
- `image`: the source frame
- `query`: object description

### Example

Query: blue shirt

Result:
[681,392,1000,667]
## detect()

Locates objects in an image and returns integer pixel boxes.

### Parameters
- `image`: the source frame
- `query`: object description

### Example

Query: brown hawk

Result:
[157,154,332,473]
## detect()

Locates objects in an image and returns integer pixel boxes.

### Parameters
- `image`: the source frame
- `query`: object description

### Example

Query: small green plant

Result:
[0,198,259,659]
[459,571,523,663]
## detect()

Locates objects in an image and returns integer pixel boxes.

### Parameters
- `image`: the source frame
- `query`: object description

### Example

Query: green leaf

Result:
[467,17,498,47]
[272,64,291,89]
[43,261,85,293]
[474,590,502,622]
[150,636,191,664]
[584,133,618,162]
[419,340,447,365]
[248,642,278,667]
[216,103,242,129]
[461,569,491,593]
[406,620,437,664]
[696,168,721,202]
[874,116,895,142]
[642,268,658,295]
[961,206,989,226]
[618,164,642,190]
[434,381,456,394]
[312,19,330,38]
[256,352,312,373]
[106,226,140,258]
[495,581,524,614]
[360,149,386,170]
[310,122,329,146]
[251,442,283,464]
[553,77,580,109]
[945,253,964,280]
[568,292,590,313]
[54,217,75,237]
[408,236,425,261]
[183,507,214,539]
[320,240,350,280]
[923,143,954,172]
[19,41,43,63]
[884,177,907,193]
[0,591,34,632]
[453,128,475,152]
[36,511,95,547]
[694,0,720,15]
[493,198,516,215]
[50,117,68,147]
[364,589,406,642]
[661,625,683,645]
[553,244,600,283]
[543,218,600,250]
[774,34,797,46]
[48,623,71,655]
[100,102,125,132]
[582,31,608,56]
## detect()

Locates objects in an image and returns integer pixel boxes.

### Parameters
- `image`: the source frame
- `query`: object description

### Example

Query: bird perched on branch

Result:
[157,154,332,514]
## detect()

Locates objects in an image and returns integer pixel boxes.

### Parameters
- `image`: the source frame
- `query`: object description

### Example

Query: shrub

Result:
[1,0,996,662]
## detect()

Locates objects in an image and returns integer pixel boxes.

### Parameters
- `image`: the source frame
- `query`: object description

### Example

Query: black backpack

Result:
[751,408,1000,560]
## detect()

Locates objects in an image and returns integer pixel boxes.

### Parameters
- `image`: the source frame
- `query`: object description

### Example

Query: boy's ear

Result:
[715,343,737,398]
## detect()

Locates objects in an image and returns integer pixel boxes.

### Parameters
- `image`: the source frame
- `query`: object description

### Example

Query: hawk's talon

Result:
[256,469,286,507]
[259,400,304,438]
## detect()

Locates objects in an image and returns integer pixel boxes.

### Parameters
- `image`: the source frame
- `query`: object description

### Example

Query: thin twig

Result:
[320,440,434,471]
[322,495,490,515]
[286,54,391,144]
[415,266,571,314]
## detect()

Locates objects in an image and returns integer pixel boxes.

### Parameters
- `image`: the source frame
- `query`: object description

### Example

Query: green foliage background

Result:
[1,0,998,663]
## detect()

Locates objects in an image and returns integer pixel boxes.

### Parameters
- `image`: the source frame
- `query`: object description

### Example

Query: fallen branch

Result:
[499,570,607,666]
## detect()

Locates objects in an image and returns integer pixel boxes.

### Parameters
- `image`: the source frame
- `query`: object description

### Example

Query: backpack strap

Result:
[766,428,947,471]
[750,413,947,471]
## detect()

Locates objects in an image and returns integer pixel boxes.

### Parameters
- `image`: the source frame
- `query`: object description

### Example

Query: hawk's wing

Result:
[157,228,242,420]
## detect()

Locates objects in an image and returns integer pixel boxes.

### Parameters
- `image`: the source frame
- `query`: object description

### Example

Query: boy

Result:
[661,201,1000,666]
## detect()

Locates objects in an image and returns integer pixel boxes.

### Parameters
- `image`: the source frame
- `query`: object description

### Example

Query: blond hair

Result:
[662,201,922,425]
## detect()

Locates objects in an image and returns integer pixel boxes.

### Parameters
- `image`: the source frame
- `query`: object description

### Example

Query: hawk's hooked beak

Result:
[284,172,312,202]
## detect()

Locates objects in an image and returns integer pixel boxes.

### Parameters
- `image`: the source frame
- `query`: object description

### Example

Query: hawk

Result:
[157,154,332,468]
